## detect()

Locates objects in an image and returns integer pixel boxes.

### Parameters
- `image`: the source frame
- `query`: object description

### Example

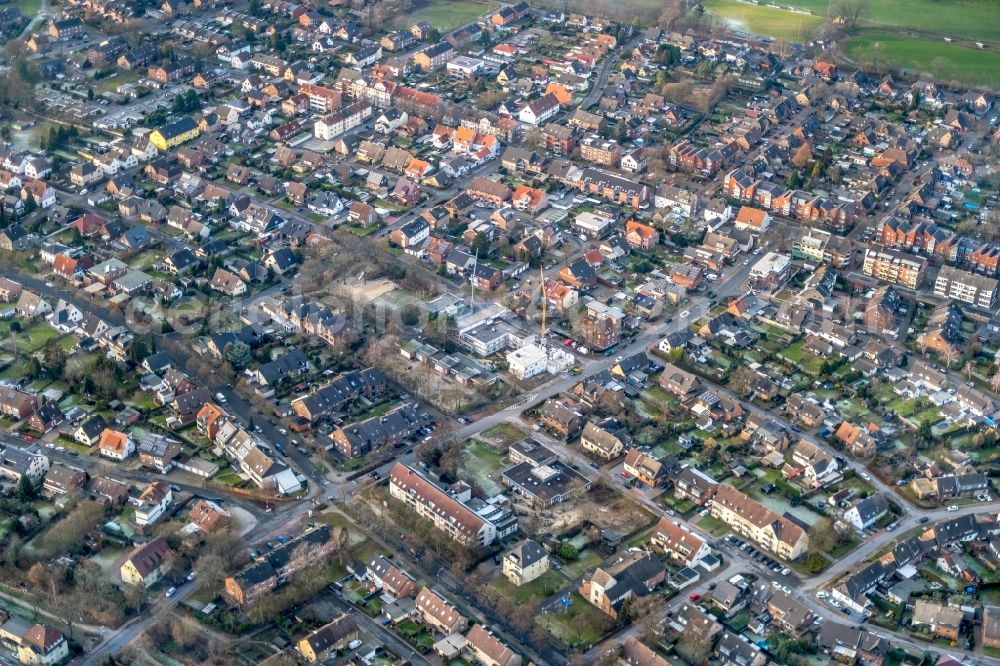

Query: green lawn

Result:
[0,360,32,382]
[489,570,567,606]
[779,340,825,375]
[93,71,141,95]
[129,391,160,412]
[13,0,42,16]
[537,592,614,650]
[19,324,61,351]
[697,514,731,537]
[560,549,603,579]
[482,423,527,446]
[401,0,498,32]
[57,335,79,353]
[844,32,1000,88]
[460,440,505,495]
[704,0,825,41]
[774,0,1000,42]
[214,471,244,486]
[911,407,944,427]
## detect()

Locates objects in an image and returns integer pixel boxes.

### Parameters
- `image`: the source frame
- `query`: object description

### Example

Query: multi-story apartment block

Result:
[412,42,454,70]
[935,265,999,309]
[541,123,576,155]
[299,83,342,113]
[860,248,927,290]
[579,134,622,167]
[388,463,497,547]
[967,244,1000,276]
[791,228,854,268]
[313,101,373,140]
[576,168,649,208]
[709,484,808,561]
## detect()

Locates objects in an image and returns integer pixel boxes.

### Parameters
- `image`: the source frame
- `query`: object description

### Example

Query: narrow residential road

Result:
[578,35,642,111]
[80,578,198,665]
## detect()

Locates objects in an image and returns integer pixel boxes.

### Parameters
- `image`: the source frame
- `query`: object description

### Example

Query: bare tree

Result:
[990,369,1000,394]
[832,0,869,30]
[122,583,147,614]
[943,345,959,370]
[657,0,686,29]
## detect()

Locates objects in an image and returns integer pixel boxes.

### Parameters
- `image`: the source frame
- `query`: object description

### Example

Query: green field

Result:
[93,71,141,95]
[537,592,614,650]
[704,0,825,41]
[14,0,42,17]
[400,0,498,33]
[704,0,1000,88]
[845,33,1000,88]
[489,570,566,606]
[769,0,1000,42]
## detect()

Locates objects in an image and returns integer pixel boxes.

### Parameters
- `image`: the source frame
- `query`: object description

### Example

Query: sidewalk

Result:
[0,586,104,635]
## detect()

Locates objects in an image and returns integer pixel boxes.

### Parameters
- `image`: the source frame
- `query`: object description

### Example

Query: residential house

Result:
[651,517,710,567]
[502,540,549,586]
[844,495,890,531]
[296,615,359,663]
[209,268,247,297]
[17,625,68,666]
[134,481,173,527]
[98,429,134,461]
[580,421,627,460]
[415,588,467,635]
[623,449,667,487]
[539,399,584,439]
[579,552,665,619]
[465,625,520,666]
[674,467,718,506]
[120,537,171,587]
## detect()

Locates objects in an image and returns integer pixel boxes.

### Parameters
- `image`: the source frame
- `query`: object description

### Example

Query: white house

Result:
[308,191,343,217]
[133,481,173,527]
[518,94,560,125]
[46,299,84,333]
[23,157,52,180]
[98,429,135,461]
[843,495,889,531]
[375,109,408,135]
[703,198,733,226]
[507,343,547,380]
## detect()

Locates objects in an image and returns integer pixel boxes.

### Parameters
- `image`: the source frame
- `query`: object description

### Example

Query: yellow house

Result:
[16,625,68,666]
[502,540,549,586]
[149,116,201,151]
[710,484,809,561]
[120,537,171,587]
[297,615,358,663]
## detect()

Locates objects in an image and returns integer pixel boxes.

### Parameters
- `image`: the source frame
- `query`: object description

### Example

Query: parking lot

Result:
[37,88,102,120]
[93,83,191,130]
[723,534,795,579]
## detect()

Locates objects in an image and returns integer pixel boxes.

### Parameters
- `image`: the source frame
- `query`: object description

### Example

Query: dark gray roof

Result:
[507,539,547,568]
